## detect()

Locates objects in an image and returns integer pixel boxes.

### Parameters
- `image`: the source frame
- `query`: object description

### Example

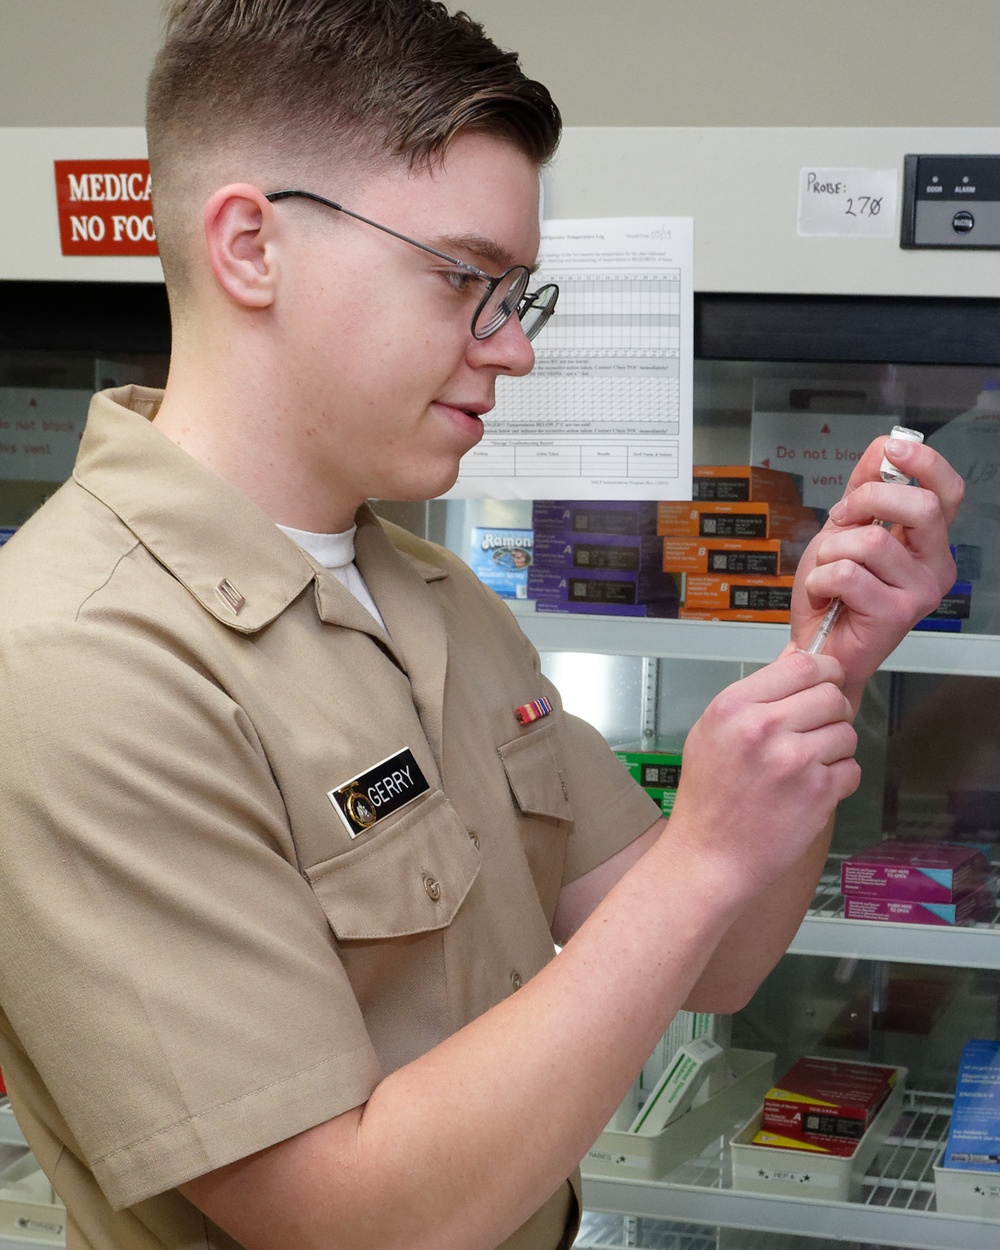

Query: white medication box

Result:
[584,1048,775,1182]
[629,1038,724,1135]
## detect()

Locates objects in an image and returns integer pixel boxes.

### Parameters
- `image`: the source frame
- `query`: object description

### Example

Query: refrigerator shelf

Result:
[575,1211,896,1249]
[581,1091,998,1250]
[789,860,1000,969]
[512,606,1000,680]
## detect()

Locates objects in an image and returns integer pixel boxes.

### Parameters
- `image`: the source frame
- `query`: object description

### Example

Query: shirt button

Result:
[510,970,523,990]
[422,873,442,902]
[467,830,480,850]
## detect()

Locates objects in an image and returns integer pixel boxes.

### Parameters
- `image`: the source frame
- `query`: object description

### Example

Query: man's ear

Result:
[203,184,277,309]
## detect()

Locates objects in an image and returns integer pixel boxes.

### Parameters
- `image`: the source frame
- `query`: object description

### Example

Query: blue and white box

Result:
[469,527,533,599]
[943,1039,1000,1171]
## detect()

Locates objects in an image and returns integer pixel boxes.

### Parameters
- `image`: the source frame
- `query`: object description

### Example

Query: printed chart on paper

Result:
[445,216,694,502]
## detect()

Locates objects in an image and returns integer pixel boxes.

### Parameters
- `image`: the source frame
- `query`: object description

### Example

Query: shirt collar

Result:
[74,386,447,635]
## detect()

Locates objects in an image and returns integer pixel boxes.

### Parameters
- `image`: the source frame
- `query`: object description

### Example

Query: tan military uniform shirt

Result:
[0,387,659,1250]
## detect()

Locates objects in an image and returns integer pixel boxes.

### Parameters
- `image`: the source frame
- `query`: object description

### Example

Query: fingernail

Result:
[829,500,846,522]
[885,438,909,458]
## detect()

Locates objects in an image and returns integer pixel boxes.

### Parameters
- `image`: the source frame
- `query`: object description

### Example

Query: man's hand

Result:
[790,434,964,704]
[664,646,859,893]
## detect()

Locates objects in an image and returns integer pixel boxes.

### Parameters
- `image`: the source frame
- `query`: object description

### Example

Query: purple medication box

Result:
[843,884,996,926]
[840,839,991,903]
[534,599,680,619]
[532,500,659,537]
[533,533,665,573]
[530,566,679,595]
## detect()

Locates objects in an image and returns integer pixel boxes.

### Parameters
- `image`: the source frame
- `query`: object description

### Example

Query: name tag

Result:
[327,748,430,839]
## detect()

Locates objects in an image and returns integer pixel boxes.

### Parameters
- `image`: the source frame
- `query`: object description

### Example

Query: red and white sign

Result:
[54,159,158,257]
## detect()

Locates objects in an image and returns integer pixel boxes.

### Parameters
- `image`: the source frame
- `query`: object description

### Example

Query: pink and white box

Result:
[840,839,991,903]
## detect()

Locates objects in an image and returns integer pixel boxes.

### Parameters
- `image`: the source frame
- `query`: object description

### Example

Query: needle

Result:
[804,426,924,655]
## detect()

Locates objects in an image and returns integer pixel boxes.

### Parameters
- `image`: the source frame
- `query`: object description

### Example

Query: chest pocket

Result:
[304,790,481,940]
[499,722,574,823]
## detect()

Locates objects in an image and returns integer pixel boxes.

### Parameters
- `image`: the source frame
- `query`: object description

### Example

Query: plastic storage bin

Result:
[729,1066,907,1202]
[583,1048,775,1182]
[0,1151,65,1245]
[934,1149,1000,1218]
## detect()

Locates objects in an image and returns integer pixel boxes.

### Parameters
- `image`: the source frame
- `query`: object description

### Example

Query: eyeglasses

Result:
[265,189,558,342]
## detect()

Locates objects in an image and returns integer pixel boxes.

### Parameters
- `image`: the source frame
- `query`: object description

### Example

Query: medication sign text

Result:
[54,160,158,257]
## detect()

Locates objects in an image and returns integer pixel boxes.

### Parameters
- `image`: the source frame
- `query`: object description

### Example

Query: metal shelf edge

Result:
[789,913,1000,969]
[580,1175,998,1250]
[511,608,1000,676]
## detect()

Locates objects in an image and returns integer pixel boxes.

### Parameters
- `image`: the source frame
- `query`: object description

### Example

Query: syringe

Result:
[804,426,925,655]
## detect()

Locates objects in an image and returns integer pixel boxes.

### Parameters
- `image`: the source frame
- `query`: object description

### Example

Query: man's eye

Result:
[442,269,483,295]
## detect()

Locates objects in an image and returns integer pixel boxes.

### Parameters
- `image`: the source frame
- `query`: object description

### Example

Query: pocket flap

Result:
[499,724,573,822]
[305,791,480,940]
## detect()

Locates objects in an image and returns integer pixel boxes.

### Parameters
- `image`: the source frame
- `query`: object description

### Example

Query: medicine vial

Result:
[879,426,924,485]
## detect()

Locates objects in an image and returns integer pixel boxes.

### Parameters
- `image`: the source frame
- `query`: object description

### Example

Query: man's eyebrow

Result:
[436,233,539,275]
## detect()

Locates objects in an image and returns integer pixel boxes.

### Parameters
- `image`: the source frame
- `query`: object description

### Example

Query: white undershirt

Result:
[277,523,386,629]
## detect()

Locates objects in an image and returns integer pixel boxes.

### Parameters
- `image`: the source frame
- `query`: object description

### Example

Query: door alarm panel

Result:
[901,154,1000,249]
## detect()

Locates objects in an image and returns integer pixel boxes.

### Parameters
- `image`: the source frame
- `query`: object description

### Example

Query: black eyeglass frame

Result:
[265,189,558,342]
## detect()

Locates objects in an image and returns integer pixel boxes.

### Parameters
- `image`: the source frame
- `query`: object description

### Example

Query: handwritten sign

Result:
[797,167,898,239]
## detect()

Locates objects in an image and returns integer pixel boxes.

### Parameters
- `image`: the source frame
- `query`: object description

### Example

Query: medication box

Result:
[613,746,682,818]
[942,1039,1000,1172]
[641,1011,731,1093]
[661,536,798,577]
[935,1039,1000,1215]
[530,522,681,616]
[469,527,532,599]
[629,1039,724,1135]
[583,1048,775,1182]
[534,533,665,572]
[656,500,817,541]
[692,464,803,506]
[761,1057,898,1156]
[923,581,972,622]
[730,1066,907,1201]
[841,839,991,903]
[529,570,679,609]
[683,574,795,614]
[534,599,680,619]
[843,885,996,926]
[679,607,793,624]
[532,500,658,537]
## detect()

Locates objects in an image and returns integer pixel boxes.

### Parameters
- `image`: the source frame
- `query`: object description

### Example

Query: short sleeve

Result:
[549,705,661,886]
[0,620,382,1210]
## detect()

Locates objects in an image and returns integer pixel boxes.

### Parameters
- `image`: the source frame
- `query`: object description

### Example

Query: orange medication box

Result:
[662,537,797,577]
[692,465,803,507]
[656,501,816,541]
[683,574,795,613]
[679,607,792,624]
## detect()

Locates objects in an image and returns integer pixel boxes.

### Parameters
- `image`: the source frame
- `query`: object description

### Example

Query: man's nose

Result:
[467,314,535,377]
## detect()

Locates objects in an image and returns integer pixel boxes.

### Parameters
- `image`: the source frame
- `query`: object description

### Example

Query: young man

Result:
[0,4,962,1249]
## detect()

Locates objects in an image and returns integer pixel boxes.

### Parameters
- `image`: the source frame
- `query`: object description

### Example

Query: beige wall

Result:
[1,0,164,126]
[2,0,999,128]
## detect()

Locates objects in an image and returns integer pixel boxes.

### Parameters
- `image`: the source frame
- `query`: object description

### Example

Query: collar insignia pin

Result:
[215,579,246,615]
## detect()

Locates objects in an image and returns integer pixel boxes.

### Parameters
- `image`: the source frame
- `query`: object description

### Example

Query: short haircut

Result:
[147,0,561,293]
